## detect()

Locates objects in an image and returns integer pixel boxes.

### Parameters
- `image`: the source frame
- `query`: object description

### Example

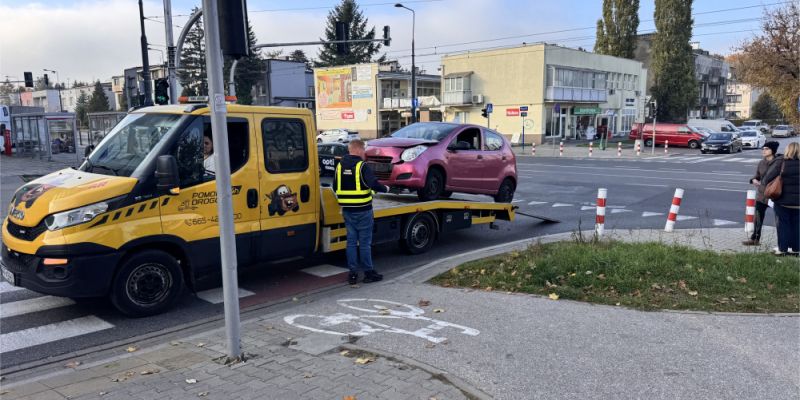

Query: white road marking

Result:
[551,203,573,207]
[675,215,698,221]
[0,281,25,293]
[519,170,742,185]
[705,187,745,192]
[713,219,738,226]
[642,212,664,217]
[511,200,524,203]
[527,201,548,206]
[301,264,349,278]
[0,316,114,353]
[626,183,669,187]
[196,288,255,304]
[580,206,596,211]
[1,296,76,318]
[610,209,633,214]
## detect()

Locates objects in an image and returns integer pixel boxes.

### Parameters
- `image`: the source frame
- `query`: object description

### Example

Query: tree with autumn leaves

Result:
[733,3,799,124]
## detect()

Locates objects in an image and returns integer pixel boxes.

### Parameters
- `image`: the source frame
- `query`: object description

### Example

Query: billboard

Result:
[316,67,352,109]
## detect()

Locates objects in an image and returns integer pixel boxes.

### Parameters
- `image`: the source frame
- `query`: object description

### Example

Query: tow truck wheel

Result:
[111,250,183,317]
[401,213,437,254]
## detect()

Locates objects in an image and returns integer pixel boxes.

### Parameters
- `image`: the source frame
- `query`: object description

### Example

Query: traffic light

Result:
[24,72,33,88]
[154,79,170,105]
[218,0,249,59]
[335,21,350,55]
[43,74,49,86]
[383,26,391,46]
[481,107,488,118]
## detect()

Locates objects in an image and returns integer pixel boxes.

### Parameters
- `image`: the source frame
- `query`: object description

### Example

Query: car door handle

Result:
[477,155,483,160]
[247,189,258,209]
[502,156,507,161]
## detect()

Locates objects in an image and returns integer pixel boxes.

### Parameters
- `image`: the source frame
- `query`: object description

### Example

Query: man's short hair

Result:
[348,139,365,151]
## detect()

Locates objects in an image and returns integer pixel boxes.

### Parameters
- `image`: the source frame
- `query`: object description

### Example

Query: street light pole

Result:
[43,69,63,112]
[395,3,416,123]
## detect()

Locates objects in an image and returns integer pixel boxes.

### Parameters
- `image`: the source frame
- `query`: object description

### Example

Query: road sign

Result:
[486,103,493,114]
[554,103,560,113]
[412,98,419,108]
[519,106,528,112]
[506,108,520,117]
[520,111,528,117]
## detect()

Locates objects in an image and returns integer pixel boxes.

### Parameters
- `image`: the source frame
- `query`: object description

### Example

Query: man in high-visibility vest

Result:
[334,139,390,285]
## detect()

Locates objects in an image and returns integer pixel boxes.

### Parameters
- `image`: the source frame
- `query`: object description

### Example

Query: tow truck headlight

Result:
[45,201,109,231]
[400,145,427,162]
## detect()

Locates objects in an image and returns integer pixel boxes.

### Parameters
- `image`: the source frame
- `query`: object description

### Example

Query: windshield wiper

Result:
[91,164,119,176]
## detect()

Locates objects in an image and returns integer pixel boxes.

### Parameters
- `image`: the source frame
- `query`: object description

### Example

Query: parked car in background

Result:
[364,122,518,202]
[771,125,795,138]
[316,128,359,143]
[741,120,770,134]
[690,126,713,139]
[701,133,743,154]
[738,129,766,149]
[688,118,739,133]
[317,142,348,176]
[629,123,706,149]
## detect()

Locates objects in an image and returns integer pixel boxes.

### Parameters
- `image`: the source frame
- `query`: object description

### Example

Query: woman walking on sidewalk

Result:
[766,142,800,256]
[743,141,781,246]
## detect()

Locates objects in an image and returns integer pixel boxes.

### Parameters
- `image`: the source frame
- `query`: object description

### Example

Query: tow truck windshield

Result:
[81,113,184,177]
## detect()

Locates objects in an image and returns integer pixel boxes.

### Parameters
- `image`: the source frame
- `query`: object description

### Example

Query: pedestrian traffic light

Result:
[383,26,391,46]
[154,79,169,105]
[481,107,488,118]
[43,74,49,86]
[335,21,350,55]
[24,72,33,88]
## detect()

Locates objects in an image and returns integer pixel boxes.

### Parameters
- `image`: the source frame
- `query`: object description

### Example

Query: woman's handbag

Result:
[764,162,785,201]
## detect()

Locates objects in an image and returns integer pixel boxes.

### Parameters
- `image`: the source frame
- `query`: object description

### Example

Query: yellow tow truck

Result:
[1,104,514,316]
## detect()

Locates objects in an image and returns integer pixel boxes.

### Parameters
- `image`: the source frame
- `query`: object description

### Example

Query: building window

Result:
[453,111,468,123]
[620,109,636,135]
[726,94,742,103]
[444,76,469,92]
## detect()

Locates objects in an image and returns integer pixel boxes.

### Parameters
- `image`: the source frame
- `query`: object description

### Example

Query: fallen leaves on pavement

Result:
[64,361,81,369]
[125,346,138,353]
[548,293,559,300]
[354,357,374,365]
[140,368,160,375]
[185,378,198,384]
[418,299,431,307]
[432,308,445,313]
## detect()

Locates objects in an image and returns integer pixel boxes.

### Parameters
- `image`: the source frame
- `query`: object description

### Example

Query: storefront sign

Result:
[352,84,373,99]
[573,106,600,115]
[506,108,520,116]
[341,111,355,120]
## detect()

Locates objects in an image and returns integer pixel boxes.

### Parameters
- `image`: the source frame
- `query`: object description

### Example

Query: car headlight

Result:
[400,145,428,162]
[44,201,109,231]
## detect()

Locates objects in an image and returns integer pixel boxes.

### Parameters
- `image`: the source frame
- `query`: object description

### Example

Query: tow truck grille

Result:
[6,219,48,241]
[366,156,393,180]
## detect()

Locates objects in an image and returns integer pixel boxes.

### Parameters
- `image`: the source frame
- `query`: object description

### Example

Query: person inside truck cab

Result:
[203,131,215,175]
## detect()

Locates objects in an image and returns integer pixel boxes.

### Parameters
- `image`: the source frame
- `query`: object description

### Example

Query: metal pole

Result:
[651,101,657,155]
[163,0,178,104]
[139,0,153,106]
[229,59,238,97]
[201,0,241,359]
[410,8,416,123]
[521,116,525,151]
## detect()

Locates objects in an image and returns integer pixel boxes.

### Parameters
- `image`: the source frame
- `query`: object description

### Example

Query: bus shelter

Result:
[86,111,126,147]
[11,112,81,164]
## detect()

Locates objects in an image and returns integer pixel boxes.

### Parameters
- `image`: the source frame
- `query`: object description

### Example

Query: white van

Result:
[688,118,739,133]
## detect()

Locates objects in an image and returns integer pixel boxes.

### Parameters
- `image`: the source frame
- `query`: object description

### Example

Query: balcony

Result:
[545,86,606,103]
[443,90,472,106]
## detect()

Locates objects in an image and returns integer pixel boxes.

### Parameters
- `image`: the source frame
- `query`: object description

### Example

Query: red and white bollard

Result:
[745,190,756,235]
[531,142,536,156]
[596,188,607,237]
[664,188,684,232]
[636,141,641,156]
[589,141,593,157]
[617,141,622,157]
[664,140,669,154]
[559,141,564,157]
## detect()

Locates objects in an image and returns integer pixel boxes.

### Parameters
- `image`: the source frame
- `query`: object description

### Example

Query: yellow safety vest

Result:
[335,161,373,207]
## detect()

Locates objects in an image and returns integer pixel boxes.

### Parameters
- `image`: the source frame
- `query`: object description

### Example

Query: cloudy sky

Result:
[0,0,784,85]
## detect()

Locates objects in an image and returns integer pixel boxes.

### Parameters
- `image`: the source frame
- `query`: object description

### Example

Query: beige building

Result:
[313,62,441,139]
[441,44,648,145]
[725,81,762,120]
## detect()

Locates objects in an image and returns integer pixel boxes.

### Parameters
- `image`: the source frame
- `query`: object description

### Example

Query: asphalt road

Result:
[1,138,797,372]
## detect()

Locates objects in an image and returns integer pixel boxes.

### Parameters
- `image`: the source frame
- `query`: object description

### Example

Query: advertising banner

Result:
[316,67,352,109]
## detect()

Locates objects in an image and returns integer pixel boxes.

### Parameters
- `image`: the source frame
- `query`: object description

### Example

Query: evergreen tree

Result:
[223,21,264,105]
[179,7,207,96]
[650,0,697,123]
[119,81,129,110]
[594,0,639,58]
[87,81,110,112]
[316,0,385,66]
[751,92,783,120]
[0,79,16,104]
[289,49,310,64]
[75,92,89,128]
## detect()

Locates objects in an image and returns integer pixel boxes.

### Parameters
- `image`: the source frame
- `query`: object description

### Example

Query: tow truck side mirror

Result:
[156,155,181,195]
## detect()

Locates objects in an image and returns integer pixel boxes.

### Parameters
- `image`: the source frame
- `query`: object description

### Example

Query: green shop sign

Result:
[573,107,601,115]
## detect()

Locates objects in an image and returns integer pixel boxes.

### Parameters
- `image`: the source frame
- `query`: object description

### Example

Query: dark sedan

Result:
[700,133,743,154]
[317,142,348,176]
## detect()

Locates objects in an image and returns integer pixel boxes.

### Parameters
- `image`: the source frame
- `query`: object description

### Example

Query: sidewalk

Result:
[0,228,793,400]
[511,138,684,159]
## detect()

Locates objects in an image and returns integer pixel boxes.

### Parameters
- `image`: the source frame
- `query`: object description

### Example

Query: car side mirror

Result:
[156,155,181,195]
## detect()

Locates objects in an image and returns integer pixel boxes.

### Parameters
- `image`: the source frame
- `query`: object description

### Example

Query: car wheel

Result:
[400,213,437,254]
[700,150,706,154]
[317,138,322,143]
[688,140,699,149]
[493,178,515,203]
[738,146,742,153]
[417,169,444,202]
[110,250,183,317]
[644,138,653,147]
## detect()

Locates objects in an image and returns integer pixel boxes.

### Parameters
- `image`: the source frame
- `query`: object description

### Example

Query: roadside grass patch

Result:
[429,241,800,313]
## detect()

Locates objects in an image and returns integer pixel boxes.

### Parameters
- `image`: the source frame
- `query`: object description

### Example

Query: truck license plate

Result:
[1,266,16,286]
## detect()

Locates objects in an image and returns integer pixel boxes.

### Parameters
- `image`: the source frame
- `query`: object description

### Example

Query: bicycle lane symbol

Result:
[283,298,480,344]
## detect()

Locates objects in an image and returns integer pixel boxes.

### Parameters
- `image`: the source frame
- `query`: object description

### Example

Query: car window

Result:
[709,133,732,141]
[485,131,504,151]
[173,116,249,187]
[262,118,308,173]
[678,126,690,134]
[317,144,330,156]
[451,128,482,150]
[333,145,348,157]
[741,132,757,137]
[391,124,458,141]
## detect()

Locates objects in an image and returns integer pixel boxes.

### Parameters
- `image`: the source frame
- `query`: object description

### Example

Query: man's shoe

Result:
[742,239,760,246]
[348,273,358,285]
[363,271,383,283]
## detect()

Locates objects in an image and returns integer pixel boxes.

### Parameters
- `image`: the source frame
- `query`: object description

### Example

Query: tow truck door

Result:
[254,113,319,261]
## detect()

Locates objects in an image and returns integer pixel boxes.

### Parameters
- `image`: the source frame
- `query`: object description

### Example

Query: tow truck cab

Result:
[2,104,514,317]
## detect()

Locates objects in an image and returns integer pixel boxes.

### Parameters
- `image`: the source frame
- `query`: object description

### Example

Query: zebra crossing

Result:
[594,154,761,164]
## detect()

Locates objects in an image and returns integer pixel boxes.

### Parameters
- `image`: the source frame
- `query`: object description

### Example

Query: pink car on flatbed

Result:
[364,122,518,202]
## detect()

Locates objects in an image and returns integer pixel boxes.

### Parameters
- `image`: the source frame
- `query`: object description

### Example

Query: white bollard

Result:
[664,188,684,232]
[636,141,641,156]
[745,190,756,235]
[531,142,536,156]
[589,141,593,157]
[596,188,607,237]
[559,141,564,157]
[617,141,622,157]
[664,140,669,154]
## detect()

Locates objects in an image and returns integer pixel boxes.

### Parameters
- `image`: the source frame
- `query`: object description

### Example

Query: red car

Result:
[364,123,518,202]
[629,123,705,149]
